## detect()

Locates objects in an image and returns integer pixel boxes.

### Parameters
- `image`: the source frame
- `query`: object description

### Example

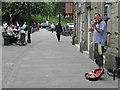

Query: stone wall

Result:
[0,1,2,25]
[105,1,120,70]
[79,3,88,52]
[75,1,120,70]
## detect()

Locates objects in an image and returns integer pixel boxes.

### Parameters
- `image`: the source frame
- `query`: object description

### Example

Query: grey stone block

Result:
[118,2,120,56]
[107,5,111,18]
[114,35,119,49]
[105,51,117,70]
[89,42,94,61]
[107,21,112,33]
[118,36,120,56]
[111,44,115,48]
[111,34,116,39]
[118,1,120,34]
[114,18,119,33]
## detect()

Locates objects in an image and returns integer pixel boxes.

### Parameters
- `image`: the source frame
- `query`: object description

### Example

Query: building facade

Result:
[73,0,120,70]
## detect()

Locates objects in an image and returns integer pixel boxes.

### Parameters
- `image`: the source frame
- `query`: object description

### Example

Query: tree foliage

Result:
[2,2,66,23]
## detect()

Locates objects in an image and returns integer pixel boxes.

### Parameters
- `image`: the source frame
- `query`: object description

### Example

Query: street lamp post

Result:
[58,2,61,24]
[59,12,61,24]
[27,2,31,43]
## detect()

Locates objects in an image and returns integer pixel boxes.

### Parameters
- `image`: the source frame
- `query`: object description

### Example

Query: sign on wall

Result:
[65,2,73,14]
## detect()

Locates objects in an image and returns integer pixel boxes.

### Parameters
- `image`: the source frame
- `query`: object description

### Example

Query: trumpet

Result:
[92,16,103,26]
[88,22,97,31]
[88,16,102,31]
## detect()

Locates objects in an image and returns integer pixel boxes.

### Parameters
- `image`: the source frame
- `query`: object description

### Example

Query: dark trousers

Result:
[8,35,17,44]
[52,29,54,33]
[56,33,60,41]
[94,43,104,67]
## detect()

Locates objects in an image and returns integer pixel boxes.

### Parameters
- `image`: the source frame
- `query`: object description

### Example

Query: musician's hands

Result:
[88,24,94,31]
[88,16,102,32]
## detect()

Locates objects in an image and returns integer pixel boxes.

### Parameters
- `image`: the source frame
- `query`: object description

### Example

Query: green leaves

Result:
[2,2,65,16]
[2,2,67,23]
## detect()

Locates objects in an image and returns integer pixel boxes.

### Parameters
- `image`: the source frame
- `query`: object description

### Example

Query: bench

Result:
[2,32,14,45]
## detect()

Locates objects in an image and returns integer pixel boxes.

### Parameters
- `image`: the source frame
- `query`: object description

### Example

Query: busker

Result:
[88,13,107,69]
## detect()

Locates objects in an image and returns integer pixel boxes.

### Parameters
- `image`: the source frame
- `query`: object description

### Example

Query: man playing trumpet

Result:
[88,13,107,69]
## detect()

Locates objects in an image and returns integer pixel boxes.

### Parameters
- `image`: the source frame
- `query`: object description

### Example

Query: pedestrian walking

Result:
[88,13,107,69]
[51,23,55,33]
[37,22,41,30]
[55,23,62,42]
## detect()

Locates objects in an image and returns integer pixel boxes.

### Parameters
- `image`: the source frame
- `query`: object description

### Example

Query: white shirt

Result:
[93,20,107,46]
[3,23,8,29]
[7,27,16,36]
[51,24,55,29]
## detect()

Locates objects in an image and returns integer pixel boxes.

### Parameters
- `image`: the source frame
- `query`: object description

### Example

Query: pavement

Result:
[2,28,118,88]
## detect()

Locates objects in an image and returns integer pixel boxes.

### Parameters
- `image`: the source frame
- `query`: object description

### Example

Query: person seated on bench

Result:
[6,22,18,45]
[3,22,8,32]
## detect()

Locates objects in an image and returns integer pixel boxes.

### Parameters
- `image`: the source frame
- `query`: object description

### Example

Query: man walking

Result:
[51,23,55,33]
[88,13,107,69]
[55,23,62,42]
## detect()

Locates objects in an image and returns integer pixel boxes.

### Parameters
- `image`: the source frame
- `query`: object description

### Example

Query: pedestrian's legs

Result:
[52,29,53,33]
[12,36,16,43]
[94,43,104,68]
[58,34,60,41]
[57,33,60,42]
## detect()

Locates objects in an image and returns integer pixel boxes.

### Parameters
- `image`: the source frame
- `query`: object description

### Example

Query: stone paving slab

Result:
[2,29,118,88]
